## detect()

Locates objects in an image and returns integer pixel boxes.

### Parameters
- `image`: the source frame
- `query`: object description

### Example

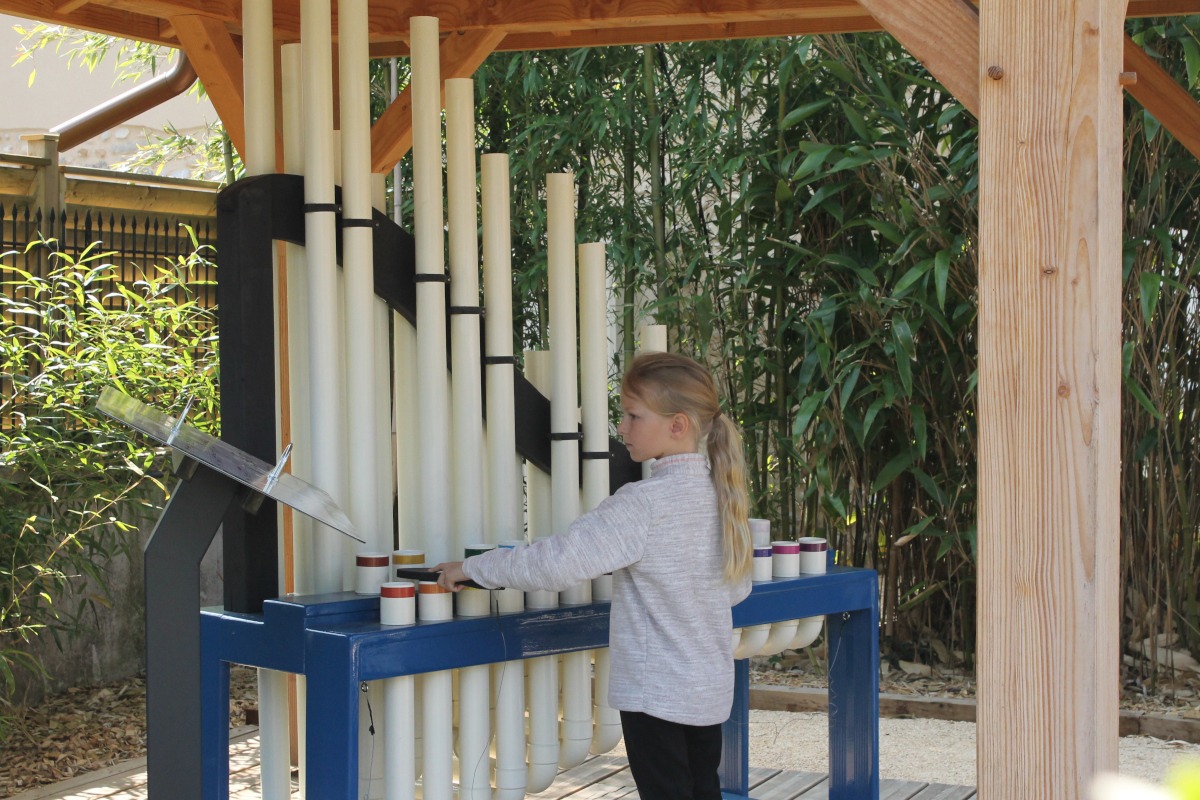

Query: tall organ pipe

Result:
[243,2,290,797]
[445,77,490,800]
[482,154,528,800]
[339,0,381,554]
[523,357,559,791]
[579,242,622,756]
[337,2,387,796]
[300,0,345,595]
[547,175,591,769]
[446,77,485,562]
[410,15,452,566]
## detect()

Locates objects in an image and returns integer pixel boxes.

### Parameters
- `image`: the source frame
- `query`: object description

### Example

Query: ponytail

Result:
[707,413,752,583]
[622,352,752,583]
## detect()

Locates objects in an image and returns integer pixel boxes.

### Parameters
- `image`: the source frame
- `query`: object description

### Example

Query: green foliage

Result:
[1119,17,1200,687]
[0,235,219,736]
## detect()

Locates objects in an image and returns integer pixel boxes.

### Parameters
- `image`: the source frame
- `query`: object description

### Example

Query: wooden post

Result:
[977,0,1123,797]
[21,133,61,230]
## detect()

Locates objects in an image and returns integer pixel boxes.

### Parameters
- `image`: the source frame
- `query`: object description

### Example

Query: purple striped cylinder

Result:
[772,541,800,578]
[752,546,773,582]
[798,537,828,574]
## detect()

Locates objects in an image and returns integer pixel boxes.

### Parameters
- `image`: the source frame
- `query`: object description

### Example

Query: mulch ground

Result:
[0,666,259,798]
[1,657,1196,798]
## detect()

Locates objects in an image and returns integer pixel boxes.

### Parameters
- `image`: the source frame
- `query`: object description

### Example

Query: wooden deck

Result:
[11,729,977,800]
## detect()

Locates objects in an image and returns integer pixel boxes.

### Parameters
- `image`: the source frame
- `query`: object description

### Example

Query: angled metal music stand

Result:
[97,387,363,800]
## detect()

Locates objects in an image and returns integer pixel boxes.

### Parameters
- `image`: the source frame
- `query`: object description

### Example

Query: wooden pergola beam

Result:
[171,14,247,159]
[855,0,979,115]
[1123,35,1200,161]
[367,15,879,57]
[369,28,506,174]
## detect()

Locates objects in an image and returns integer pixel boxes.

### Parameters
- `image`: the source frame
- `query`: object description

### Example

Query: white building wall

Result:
[1,14,219,175]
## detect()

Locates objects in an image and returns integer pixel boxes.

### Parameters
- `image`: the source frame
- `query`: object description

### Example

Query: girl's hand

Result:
[433,561,468,591]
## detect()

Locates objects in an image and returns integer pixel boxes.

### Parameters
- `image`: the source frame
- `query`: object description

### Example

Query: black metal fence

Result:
[1,203,218,432]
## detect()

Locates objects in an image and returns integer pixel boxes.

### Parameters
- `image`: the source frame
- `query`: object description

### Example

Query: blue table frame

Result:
[199,566,879,799]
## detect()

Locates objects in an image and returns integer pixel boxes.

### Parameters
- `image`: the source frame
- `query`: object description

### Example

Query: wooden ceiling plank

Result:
[368,14,882,57]
[370,28,505,174]
[365,0,866,37]
[0,0,169,45]
[55,0,91,13]
[856,0,980,115]
[171,14,247,159]
[1123,36,1200,161]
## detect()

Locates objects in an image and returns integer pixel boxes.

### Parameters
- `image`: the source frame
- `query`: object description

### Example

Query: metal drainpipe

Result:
[50,54,198,151]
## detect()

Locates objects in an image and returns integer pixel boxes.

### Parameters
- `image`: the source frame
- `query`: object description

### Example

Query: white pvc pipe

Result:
[410,15,452,567]
[639,323,667,353]
[578,242,620,756]
[243,0,276,175]
[419,582,454,800]
[393,315,420,547]
[384,676,416,800]
[301,0,345,594]
[456,588,491,800]
[482,153,523,544]
[546,176,590,771]
[339,0,381,553]
[546,173,585,604]
[389,58,404,226]
[524,351,554,612]
[482,157,527,800]
[525,581,560,793]
[446,77,484,563]
[243,3,291,797]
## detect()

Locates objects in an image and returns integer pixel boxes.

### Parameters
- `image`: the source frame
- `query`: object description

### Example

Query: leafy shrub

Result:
[0,234,218,737]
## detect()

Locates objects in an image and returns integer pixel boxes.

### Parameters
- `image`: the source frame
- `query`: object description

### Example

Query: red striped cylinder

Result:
[380,580,416,626]
[355,552,391,595]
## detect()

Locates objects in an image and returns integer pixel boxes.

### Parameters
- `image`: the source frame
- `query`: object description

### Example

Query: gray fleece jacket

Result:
[462,452,752,726]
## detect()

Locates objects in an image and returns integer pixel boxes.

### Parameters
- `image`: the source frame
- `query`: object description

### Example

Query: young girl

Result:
[434,351,753,800]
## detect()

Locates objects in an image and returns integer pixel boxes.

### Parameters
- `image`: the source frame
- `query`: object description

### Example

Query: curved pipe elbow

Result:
[757,619,800,658]
[789,616,824,650]
[733,624,771,660]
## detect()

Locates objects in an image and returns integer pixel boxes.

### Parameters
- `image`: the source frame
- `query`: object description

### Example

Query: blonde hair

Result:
[622,352,752,583]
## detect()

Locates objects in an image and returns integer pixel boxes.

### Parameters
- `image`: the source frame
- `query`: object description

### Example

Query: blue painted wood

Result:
[720,658,752,795]
[200,568,880,800]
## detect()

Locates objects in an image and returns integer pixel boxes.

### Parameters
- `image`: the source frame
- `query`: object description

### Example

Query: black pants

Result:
[620,710,723,800]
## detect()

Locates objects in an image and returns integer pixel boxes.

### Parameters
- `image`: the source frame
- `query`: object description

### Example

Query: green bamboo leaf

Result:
[893,262,931,295]
[840,100,871,141]
[791,144,836,181]
[1139,271,1161,323]
[780,98,835,130]
[1184,37,1200,88]
[840,363,862,410]
[911,405,927,458]
[801,181,848,215]
[792,391,829,438]
[871,449,913,492]
[862,396,885,441]
[934,249,951,310]
[1123,373,1163,420]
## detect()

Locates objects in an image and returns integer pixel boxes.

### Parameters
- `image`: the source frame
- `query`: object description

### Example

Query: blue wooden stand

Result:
[200,567,878,799]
